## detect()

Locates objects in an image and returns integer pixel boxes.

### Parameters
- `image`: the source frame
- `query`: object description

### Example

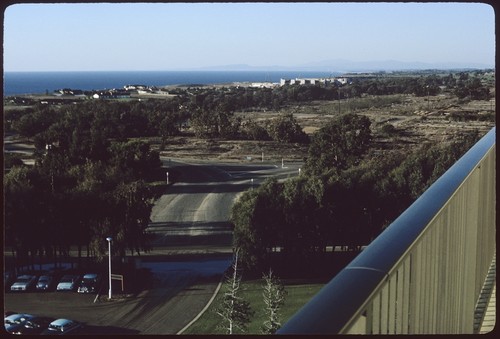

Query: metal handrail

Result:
[278,127,496,334]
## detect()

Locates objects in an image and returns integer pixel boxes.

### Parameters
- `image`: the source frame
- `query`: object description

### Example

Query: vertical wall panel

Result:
[380,282,389,333]
[388,273,397,333]
[402,257,411,334]
[395,268,404,333]
[371,291,381,334]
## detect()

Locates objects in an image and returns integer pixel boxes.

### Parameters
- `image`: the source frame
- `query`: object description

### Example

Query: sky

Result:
[3,2,496,72]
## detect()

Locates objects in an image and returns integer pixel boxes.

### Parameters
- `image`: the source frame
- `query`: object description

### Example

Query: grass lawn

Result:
[182,279,325,335]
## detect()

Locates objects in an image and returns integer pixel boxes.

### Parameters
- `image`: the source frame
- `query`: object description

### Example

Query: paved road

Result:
[4,158,303,335]
[147,158,302,247]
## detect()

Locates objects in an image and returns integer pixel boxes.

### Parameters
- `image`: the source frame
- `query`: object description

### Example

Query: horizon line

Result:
[4,66,495,73]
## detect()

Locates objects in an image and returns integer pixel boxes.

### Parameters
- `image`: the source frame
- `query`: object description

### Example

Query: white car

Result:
[56,275,79,291]
[10,275,37,291]
[41,318,83,335]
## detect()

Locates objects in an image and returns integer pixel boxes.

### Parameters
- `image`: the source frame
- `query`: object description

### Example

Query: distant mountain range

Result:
[198,59,493,72]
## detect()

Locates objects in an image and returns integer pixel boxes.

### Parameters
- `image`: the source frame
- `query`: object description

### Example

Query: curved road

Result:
[4,158,303,334]
[132,158,302,333]
[147,158,301,248]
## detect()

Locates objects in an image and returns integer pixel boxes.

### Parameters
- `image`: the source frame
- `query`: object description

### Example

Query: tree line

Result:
[231,113,481,272]
[5,71,492,144]
[5,101,163,270]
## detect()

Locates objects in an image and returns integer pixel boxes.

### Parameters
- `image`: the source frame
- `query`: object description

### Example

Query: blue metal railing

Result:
[278,127,496,334]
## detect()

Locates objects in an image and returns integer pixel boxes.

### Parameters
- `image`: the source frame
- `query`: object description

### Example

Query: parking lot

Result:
[4,254,231,334]
[4,266,139,335]
[4,289,140,334]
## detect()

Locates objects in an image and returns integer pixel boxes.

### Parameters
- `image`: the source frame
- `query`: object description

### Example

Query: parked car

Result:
[36,275,55,291]
[4,313,35,333]
[56,275,79,291]
[41,318,83,335]
[10,275,37,291]
[77,273,101,294]
[11,316,55,335]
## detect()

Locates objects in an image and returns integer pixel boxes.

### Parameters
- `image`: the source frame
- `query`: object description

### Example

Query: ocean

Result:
[3,70,338,96]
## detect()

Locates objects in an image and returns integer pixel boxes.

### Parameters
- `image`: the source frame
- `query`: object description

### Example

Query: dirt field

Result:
[156,93,495,163]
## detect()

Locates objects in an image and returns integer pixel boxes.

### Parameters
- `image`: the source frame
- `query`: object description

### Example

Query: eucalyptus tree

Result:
[266,113,308,143]
[110,180,154,257]
[4,166,40,270]
[305,113,371,176]
[281,175,325,255]
[231,178,285,271]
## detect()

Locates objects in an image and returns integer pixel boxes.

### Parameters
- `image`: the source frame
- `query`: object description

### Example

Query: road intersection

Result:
[147,157,302,248]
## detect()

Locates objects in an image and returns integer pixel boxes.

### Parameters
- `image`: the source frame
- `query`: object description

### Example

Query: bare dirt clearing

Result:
[155,93,495,164]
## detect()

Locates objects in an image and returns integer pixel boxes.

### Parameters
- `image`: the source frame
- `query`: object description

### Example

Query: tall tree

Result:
[306,113,371,175]
[4,166,40,270]
[215,249,254,334]
[110,180,154,257]
[261,269,287,334]
[266,113,308,143]
[232,178,285,271]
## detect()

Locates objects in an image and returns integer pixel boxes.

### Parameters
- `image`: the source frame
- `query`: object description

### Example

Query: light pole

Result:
[45,144,54,193]
[106,237,112,299]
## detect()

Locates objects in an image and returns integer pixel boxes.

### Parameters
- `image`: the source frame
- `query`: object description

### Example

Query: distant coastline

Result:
[3,70,337,96]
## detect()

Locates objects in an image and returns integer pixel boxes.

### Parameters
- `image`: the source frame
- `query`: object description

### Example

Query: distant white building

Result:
[92,89,130,99]
[336,77,350,85]
[250,82,277,88]
[280,77,351,86]
[124,84,148,91]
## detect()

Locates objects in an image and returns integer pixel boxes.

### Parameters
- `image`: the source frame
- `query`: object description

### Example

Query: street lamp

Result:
[106,237,112,299]
[45,144,54,193]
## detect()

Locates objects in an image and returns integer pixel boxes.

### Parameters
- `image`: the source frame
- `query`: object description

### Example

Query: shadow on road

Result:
[80,325,140,335]
[165,182,253,194]
[148,221,233,247]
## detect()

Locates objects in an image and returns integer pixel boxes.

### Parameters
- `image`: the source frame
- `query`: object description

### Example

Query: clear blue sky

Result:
[3,2,495,71]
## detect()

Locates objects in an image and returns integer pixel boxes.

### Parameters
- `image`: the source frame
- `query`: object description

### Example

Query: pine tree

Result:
[261,269,287,334]
[215,249,254,334]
